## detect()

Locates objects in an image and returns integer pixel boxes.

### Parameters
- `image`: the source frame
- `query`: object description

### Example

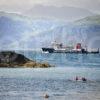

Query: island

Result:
[0,51,52,68]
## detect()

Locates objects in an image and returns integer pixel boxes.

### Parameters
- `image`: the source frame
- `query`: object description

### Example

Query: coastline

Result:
[0,51,52,68]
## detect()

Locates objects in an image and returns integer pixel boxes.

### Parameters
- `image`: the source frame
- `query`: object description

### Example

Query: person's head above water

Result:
[82,77,87,81]
[75,76,79,81]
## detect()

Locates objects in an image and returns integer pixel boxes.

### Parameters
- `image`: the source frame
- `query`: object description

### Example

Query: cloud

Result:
[0,0,46,13]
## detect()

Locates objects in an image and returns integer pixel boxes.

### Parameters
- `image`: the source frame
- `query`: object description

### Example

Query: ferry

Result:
[42,42,99,54]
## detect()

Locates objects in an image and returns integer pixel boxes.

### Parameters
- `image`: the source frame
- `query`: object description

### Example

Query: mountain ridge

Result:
[0,11,100,50]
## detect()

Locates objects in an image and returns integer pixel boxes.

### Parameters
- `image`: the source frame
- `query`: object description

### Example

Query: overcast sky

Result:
[0,0,100,20]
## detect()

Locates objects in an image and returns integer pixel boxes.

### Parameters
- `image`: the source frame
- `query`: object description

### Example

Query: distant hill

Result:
[0,11,62,50]
[75,15,100,25]
[26,5,93,21]
[34,15,100,48]
[0,11,100,50]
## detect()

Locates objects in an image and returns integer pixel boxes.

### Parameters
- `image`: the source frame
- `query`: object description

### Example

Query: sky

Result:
[0,0,100,13]
[0,0,100,20]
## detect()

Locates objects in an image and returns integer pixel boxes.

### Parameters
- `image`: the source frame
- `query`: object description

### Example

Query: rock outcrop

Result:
[0,51,51,68]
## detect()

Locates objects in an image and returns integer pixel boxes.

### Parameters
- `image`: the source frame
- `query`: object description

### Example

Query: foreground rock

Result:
[0,51,52,68]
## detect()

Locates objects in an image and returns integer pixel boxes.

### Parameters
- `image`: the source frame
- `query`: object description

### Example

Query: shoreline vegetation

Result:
[0,51,52,68]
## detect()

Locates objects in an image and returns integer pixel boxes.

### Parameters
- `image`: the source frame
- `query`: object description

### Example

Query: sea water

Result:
[0,51,100,100]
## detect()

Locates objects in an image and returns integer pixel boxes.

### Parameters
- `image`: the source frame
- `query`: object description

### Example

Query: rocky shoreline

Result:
[0,51,52,68]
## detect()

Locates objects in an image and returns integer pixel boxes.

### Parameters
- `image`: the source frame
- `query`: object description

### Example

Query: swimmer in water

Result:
[75,76,79,81]
[82,77,87,82]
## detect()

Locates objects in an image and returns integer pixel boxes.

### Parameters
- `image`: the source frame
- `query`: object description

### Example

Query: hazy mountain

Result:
[25,5,94,21]
[33,15,100,49]
[0,11,100,50]
[0,11,63,50]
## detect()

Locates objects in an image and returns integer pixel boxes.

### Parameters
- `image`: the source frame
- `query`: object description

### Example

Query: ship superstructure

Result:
[42,41,99,53]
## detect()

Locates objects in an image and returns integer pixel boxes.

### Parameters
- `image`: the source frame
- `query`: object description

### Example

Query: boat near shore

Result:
[42,42,99,54]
